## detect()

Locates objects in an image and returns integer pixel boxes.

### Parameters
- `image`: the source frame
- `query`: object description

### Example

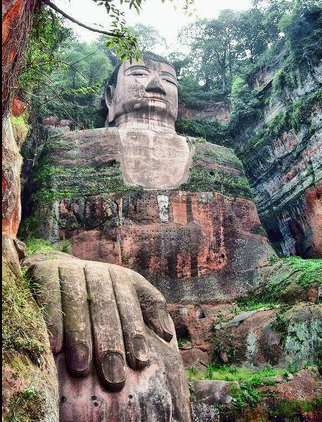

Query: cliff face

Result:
[2,0,36,238]
[178,100,231,124]
[240,61,322,258]
[24,126,274,303]
[2,2,60,420]
[178,57,322,258]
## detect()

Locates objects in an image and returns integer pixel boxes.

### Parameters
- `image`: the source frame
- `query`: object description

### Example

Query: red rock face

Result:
[2,121,23,239]
[2,0,36,238]
[2,0,36,115]
[178,101,231,124]
[58,191,273,303]
[247,126,322,258]
[2,152,21,238]
[305,181,322,257]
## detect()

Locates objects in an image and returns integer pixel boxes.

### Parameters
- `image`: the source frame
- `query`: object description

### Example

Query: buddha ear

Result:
[105,85,114,108]
[105,86,115,123]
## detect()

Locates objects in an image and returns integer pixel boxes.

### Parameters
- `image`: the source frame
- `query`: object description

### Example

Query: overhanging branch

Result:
[42,0,124,38]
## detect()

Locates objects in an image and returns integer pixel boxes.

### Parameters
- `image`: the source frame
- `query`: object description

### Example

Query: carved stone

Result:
[23,252,192,422]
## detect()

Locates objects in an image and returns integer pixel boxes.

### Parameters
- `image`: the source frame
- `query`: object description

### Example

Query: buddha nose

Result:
[145,77,166,95]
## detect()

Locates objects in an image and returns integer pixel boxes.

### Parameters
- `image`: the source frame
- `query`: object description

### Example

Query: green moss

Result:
[176,118,230,144]
[272,61,301,95]
[24,238,59,256]
[2,263,46,363]
[192,140,243,167]
[239,87,321,163]
[210,332,247,368]
[285,256,322,286]
[30,162,138,206]
[4,385,46,422]
[180,165,252,199]
[205,365,284,383]
[271,398,322,421]
[237,257,322,307]
[11,114,30,146]
[179,141,252,199]
[2,256,59,421]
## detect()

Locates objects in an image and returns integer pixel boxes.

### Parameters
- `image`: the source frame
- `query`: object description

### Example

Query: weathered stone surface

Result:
[23,251,192,422]
[210,304,322,368]
[2,2,60,420]
[284,303,322,367]
[56,340,191,422]
[167,303,237,369]
[118,127,193,189]
[27,115,275,304]
[190,367,322,422]
[22,54,274,305]
[168,300,321,372]
[178,100,231,124]
[305,182,322,257]
[181,60,322,259]
[47,190,273,303]
[2,0,37,115]
[238,62,322,258]
[2,237,59,421]
[245,128,322,258]
[190,380,233,405]
[2,115,23,239]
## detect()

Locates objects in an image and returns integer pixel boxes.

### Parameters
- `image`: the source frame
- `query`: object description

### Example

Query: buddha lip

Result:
[145,93,167,101]
[146,97,167,103]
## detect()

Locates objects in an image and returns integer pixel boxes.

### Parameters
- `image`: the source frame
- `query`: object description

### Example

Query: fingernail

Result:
[101,352,126,392]
[158,308,173,342]
[132,335,149,369]
[67,343,90,377]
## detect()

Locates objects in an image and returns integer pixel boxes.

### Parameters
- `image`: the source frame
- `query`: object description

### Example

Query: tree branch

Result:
[42,0,124,38]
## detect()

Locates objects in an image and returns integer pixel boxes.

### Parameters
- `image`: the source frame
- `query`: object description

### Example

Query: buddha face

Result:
[106,58,178,126]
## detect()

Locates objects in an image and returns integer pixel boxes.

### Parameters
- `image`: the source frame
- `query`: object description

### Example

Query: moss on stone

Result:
[11,114,30,147]
[239,257,322,307]
[180,165,252,199]
[271,397,322,421]
[2,261,46,361]
[30,162,138,206]
[180,139,253,199]
[2,258,59,421]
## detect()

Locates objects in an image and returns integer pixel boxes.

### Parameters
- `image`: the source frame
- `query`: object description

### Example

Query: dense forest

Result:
[17,0,321,132]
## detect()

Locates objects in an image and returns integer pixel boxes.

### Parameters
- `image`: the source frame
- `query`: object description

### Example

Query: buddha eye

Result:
[163,78,177,86]
[131,71,148,77]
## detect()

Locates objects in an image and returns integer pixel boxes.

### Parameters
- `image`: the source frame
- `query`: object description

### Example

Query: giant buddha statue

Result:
[104,54,193,189]
[34,53,273,304]
[19,54,199,422]
[21,53,274,420]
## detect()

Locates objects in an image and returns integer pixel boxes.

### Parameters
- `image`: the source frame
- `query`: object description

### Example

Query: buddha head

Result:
[105,53,178,129]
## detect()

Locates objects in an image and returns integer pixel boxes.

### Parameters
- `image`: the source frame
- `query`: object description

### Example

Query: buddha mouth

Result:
[145,97,168,109]
[145,93,167,102]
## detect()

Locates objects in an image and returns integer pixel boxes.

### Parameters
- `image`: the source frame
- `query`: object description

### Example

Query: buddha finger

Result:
[128,269,174,343]
[28,260,64,354]
[84,262,126,392]
[109,266,150,371]
[59,262,93,377]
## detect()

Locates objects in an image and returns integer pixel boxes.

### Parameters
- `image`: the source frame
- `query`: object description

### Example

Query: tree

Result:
[167,52,191,78]
[44,0,195,62]
[235,8,269,61]
[287,6,322,67]
[129,23,167,53]
[18,6,70,96]
[180,10,238,92]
